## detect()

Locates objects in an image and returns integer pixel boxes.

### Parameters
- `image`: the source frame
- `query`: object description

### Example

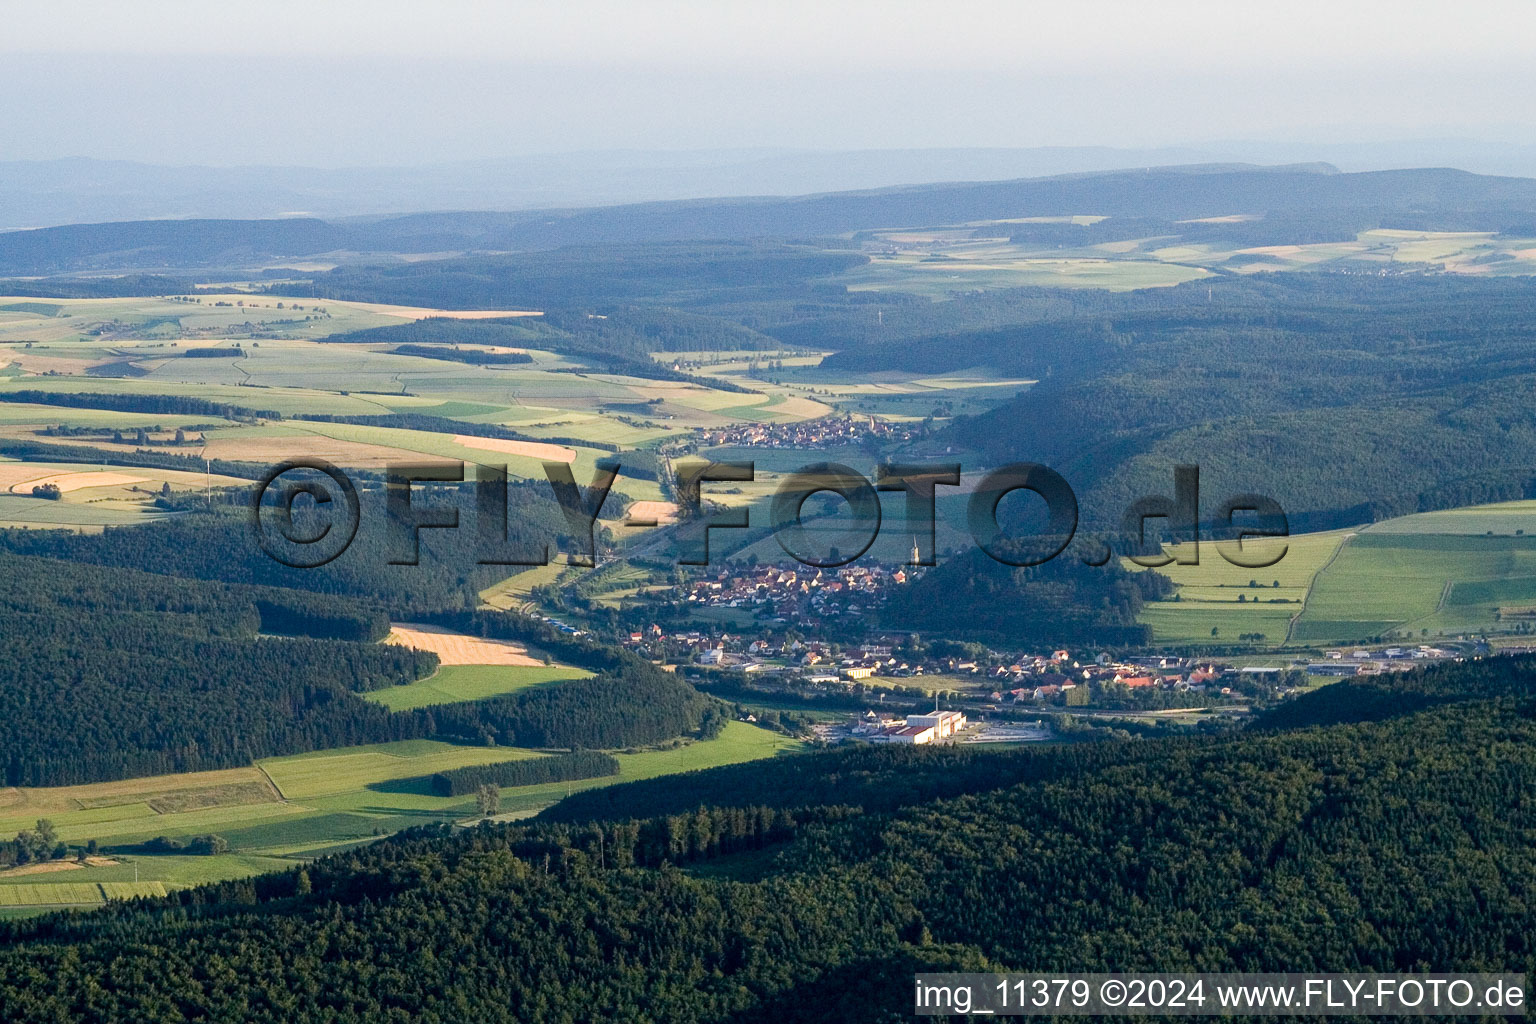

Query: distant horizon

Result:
[8,138,1536,175]
[6,142,1536,231]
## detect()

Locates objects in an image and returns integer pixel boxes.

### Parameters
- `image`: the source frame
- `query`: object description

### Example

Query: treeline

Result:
[0,821,65,870]
[430,751,620,797]
[391,343,533,364]
[428,664,718,750]
[402,609,726,748]
[1,655,1532,1020]
[142,834,228,856]
[996,208,1376,249]
[0,441,266,481]
[536,310,765,391]
[316,317,557,347]
[0,275,194,298]
[291,410,626,461]
[0,389,277,420]
[267,243,867,311]
[180,346,245,358]
[315,310,765,390]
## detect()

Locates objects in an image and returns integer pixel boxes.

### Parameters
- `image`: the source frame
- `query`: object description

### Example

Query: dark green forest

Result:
[881,543,1173,644]
[0,496,568,616]
[430,750,621,797]
[826,273,1536,529]
[0,548,722,786]
[389,343,533,365]
[0,656,1530,1021]
[0,553,433,786]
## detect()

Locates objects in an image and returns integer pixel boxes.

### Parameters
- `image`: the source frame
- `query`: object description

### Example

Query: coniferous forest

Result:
[0,657,1530,1021]
[0,550,719,786]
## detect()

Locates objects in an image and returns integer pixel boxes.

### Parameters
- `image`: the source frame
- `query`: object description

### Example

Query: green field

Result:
[0,494,179,529]
[1360,499,1536,536]
[0,722,800,912]
[363,664,592,711]
[484,721,804,819]
[833,248,1213,295]
[479,559,576,610]
[0,881,168,907]
[0,722,801,918]
[258,738,547,802]
[1296,531,1536,642]
[1139,602,1299,647]
[1129,529,1350,646]
[1127,499,1536,647]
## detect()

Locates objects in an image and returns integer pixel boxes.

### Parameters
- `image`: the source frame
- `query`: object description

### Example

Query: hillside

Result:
[0,548,722,787]
[827,273,1536,531]
[0,655,1530,1021]
[7,164,1536,276]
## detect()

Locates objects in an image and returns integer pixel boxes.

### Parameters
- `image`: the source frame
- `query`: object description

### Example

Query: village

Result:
[686,412,919,451]
[666,561,916,622]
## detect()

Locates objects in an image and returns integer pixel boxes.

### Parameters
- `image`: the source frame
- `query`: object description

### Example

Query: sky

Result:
[2,0,1534,167]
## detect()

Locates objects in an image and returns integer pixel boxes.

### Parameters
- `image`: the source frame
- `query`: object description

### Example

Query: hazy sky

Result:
[3,0,1534,166]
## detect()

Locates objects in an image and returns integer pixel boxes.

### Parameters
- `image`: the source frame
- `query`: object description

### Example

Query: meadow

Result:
[0,295,832,474]
[1296,532,1536,642]
[364,664,592,711]
[1128,499,1536,646]
[0,722,800,912]
[820,225,1536,297]
[478,558,577,611]
[1128,529,1350,646]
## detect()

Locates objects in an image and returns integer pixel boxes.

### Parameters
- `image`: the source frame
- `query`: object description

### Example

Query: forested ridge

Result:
[0,552,433,786]
[0,656,1529,1021]
[819,274,1536,529]
[313,310,771,389]
[390,343,533,365]
[0,551,722,786]
[881,543,1173,644]
[8,164,1536,276]
[0,496,570,615]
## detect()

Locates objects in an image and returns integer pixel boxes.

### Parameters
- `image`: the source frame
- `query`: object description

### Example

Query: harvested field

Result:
[385,623,543,665]
[625,500,681,525]
[9,470,147,494]
[452,434,576,462]
[197,431,425,468]
[0,858,109,879]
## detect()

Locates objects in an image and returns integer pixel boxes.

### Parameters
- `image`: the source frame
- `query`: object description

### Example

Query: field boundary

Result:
[253,762,291,803]
[1284,531,1357,645]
